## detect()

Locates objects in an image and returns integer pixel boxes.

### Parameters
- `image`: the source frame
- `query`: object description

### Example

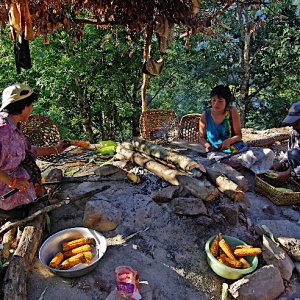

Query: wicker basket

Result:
[179,113,201,143]
[255,174,300,206]
[22,115,61,147]
[139,109,179,144]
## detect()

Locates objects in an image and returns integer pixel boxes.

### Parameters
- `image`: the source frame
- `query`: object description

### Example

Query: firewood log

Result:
[116,145,219,201]
[131,138,206,176]
[205,169,245,201]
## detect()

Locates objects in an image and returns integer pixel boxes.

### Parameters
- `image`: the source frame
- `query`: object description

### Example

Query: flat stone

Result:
[229,265,284,300]
[262,235,294,281]
[152,186,182,203]
[219,206,239,226]
[256,220,300,239]
[171,197,207,215]
[83,197,122,232]
[278,236,300,262]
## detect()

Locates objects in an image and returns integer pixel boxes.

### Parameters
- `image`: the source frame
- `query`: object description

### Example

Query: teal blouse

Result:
[205,108,244,153]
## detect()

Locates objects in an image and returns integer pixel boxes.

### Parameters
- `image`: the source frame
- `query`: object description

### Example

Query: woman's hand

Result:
[220,139,232,151]
[56,140,71,154]
[204,142,213,152]
[13,178,30,192]
[270,163,281,171]
[277,170,291,181]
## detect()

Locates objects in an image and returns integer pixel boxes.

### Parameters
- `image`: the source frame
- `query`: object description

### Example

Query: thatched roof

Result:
[0,0,239,41]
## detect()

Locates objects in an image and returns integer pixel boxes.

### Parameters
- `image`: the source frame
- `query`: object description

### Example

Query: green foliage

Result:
[0,1,299,138]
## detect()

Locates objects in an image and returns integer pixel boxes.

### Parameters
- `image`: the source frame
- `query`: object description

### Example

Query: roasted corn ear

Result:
[62,237,96,251]
[233,244,253,250]
[83,251,93,263]
[218,253,242,269]
[59,253,86,270]
[239,257,251,269]
[49,252,64,269]
[219,239,236,261]
[210,233,222,257]
[70,140,90,148]
[63,244,92,258]
[234,247,262,257]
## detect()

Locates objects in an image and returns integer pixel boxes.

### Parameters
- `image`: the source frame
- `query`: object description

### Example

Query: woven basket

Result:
[255,174,300,206]
[139,109,179,144]
[22,115,61,147]
[179,113,201,143]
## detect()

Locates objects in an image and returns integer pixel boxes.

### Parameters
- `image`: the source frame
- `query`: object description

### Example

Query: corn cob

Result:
[219,239,236,261]
[63,244,92,258]
[83,251,93,263]
[233,244,253,250]
[59,253,86,270]
[218,254,242,269]
[239,257,251,269]
[49,252,64,268]
[69,140,90,148]
[62,237,96,251]
[234,247,262,257]
[210,233,222,257]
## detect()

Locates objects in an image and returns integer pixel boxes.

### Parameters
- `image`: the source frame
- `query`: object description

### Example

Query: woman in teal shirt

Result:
[199,85,244,153]
[199,85,274,174]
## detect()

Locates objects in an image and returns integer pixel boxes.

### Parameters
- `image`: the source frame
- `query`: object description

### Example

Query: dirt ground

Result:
[25,126,300,300]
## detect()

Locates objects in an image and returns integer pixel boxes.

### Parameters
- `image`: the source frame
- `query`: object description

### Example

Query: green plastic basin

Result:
[205,235,258,280]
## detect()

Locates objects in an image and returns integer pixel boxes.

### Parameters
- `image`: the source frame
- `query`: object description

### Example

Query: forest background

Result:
[0,1,299,142]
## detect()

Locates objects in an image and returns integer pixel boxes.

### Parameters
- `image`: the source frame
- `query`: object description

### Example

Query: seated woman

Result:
[199,85,274,174]
[0,83,71,212]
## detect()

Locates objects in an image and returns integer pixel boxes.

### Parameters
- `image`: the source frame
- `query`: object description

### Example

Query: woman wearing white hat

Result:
[0,83,70,213]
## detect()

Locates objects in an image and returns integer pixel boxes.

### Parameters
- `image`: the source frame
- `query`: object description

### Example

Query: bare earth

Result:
[26,126,300,300]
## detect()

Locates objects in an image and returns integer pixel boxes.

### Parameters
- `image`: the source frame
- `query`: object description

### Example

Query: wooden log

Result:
[1,228,16,260]
[117,146,219,201]
[170,138,206,154]
[131,138,206,176]
[205,169,245,201]
[117,145,183,185]
[3,202,45,300]
[177,175,219,201]
[245,134,289,147]
[197,157,248,192]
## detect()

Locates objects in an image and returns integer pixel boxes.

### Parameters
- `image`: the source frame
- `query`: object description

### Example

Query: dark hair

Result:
[210,85,233,107]
[3,92,38,115]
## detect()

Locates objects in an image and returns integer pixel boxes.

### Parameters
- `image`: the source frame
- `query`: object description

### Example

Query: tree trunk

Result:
[141,24,153,111]
[238,5,252,127]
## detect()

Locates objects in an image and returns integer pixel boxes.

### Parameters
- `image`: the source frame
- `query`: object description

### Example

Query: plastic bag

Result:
[115,266,141,300]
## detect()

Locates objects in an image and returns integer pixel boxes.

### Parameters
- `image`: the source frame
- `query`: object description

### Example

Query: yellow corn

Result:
[83,251,93,263]
[63,244,92,258]
[233,244,253,250]
[59,253,86,270]
[218,254,242,269]
[219,239,236,261]
[239,257,251,269]
[234,247,262,257]
[70,140,90,148]
[62,237,96,251]
[49,252,64,269]
[210,233,221,257]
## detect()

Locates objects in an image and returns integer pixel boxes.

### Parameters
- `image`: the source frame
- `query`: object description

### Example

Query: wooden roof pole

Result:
[141,23,153,112]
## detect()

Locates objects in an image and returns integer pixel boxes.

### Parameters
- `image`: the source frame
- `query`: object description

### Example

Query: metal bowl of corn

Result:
[205,235,258,280]
[39,227,107,277]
